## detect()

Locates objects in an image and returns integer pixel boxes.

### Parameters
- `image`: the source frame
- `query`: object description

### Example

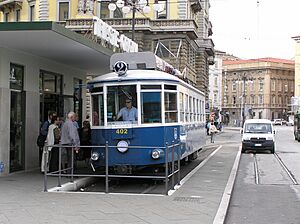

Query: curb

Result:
[47,177,96,192]
[213,146,241,224]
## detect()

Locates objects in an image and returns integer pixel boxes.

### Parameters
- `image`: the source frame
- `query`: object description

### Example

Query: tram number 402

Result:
[115,129,128,135]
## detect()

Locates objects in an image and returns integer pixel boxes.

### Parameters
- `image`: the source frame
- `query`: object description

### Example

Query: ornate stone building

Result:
[222,58,294,126]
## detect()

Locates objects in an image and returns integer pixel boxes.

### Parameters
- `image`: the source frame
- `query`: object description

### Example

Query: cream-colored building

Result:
[222,58,294,126]
[292,36,300,97]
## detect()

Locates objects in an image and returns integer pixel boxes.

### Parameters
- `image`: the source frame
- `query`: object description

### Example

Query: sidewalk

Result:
[0,134,241,224]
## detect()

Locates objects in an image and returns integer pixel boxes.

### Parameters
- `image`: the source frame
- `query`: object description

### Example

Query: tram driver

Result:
[117,98,138,121]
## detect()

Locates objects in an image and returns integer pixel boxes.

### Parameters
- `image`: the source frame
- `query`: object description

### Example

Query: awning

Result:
[0,22,113,75]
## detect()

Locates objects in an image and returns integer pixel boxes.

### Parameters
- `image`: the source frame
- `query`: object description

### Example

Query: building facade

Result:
[222,58,294,126]
[292,36,300,97]
[208,50,225,121]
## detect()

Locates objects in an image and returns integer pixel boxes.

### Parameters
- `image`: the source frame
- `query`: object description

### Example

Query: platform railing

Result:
[43,142,181,195]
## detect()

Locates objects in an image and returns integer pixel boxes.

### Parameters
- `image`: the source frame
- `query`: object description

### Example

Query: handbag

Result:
[37,134,46,147]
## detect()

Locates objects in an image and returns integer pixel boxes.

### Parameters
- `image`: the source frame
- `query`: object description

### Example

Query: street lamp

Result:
[108,0,161,41]
[240,73,253,127]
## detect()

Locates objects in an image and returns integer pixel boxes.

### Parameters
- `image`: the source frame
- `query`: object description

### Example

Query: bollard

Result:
[105,142,109,193]
[165,142,169,195]
[177,143,181,186]
[71,147,74,183]
[171,142,175,190]
[58,146,62,187]
[43,146,48,192]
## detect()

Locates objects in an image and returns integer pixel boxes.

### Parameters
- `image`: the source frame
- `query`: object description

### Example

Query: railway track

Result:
[253,153,298,185]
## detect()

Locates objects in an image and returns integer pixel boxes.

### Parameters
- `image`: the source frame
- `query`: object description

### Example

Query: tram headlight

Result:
[91,152,100,161]
[117,140,128,153]
[151,149,164,159]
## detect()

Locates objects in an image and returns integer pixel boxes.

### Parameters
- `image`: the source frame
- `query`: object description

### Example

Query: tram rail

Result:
[43,142,182,195]
[252,153,298,185]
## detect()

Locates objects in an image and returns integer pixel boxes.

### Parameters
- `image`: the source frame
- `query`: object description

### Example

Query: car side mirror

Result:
[240,129,243,134]
[273,130,276,134]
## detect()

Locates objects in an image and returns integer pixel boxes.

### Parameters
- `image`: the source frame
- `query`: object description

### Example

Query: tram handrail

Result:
[43,142,181,195]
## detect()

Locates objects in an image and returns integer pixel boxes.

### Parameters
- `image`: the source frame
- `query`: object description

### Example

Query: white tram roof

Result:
[89,70,204,95]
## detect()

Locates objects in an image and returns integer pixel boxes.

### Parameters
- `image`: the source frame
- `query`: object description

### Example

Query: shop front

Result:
[0,22,113,175]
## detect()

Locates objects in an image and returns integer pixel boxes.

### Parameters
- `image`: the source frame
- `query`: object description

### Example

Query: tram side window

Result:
[179,93,184,122]
[165,92,177,123]
[141,92,161,123]
[92,94,104,126]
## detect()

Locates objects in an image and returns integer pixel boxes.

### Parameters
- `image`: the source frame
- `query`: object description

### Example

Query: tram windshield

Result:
[107,85,137,124]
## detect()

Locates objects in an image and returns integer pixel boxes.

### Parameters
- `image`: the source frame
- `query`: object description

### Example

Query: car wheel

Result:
[270,146,275,154]
[241,147,246,153]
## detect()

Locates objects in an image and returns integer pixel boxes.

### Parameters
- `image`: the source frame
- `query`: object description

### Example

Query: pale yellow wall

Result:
[0,0,40,22]
[295,41,300,97]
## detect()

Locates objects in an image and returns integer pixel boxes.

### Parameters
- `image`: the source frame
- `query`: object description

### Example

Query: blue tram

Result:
[88,52,206,172]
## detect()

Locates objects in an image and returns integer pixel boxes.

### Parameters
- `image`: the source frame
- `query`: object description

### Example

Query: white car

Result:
[241,119,275,153]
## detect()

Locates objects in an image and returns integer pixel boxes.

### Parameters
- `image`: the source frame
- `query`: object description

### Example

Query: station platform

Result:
[0,129,241,224]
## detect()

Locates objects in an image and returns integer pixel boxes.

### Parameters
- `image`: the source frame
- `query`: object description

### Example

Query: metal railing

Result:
[43,142,181,195]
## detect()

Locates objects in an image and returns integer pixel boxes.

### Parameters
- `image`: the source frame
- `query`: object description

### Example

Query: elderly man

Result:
[117,99,138,121]
[61,112,80,170]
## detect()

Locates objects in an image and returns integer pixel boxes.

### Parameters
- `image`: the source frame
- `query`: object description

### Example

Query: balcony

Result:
[65,18,199,40]
[197,38,215,57]
[0,0,22,12]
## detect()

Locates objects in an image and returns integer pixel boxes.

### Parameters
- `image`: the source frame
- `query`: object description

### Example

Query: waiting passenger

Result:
[117,99,138,121]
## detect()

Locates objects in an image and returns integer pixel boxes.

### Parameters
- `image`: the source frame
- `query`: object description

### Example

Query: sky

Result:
[209,0,300,60]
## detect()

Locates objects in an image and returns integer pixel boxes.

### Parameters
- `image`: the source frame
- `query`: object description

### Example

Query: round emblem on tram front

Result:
[113,61,128,76]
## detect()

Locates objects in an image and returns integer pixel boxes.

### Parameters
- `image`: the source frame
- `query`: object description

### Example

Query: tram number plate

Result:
[112,128,132,139]
[116,129,128,135]
[255,143,262,146]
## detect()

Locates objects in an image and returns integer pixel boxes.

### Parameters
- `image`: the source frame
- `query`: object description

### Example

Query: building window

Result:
[58,1,70,21]
[259,95,263,104]
[259,79,263,91]
[224,96,228,104]
[233,96,236,104]
[214,77,218,87]
[271,80,275,91]
[15,9,21,22]
[278,96,282,105]
[278,80,282,91]
[284,84,288,92]
[29,5,35,21]
[251,95,255,104]
[4,12,9,22]
[156,0,167,19]
[272,95,276,104]
[232,81,237,92]
[98,1,123,18]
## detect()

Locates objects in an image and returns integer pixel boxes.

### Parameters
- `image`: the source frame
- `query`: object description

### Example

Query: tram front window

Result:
[92,94,104,126]
[107,85,137,123]
[141,92,161,123]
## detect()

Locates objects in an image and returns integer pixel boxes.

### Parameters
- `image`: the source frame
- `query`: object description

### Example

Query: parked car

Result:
[272,119,286,125]
[286,120,294,126]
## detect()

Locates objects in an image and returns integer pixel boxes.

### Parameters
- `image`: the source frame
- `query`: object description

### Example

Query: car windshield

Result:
[245,123,272,133]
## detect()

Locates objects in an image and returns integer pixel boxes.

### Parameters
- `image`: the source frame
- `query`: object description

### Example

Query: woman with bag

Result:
[42,115,61,172]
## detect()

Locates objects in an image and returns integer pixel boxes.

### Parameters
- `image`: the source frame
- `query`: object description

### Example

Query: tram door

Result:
[9,64,25,172]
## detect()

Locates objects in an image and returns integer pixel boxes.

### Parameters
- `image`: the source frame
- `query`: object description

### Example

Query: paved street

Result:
[0,128,240,224]
[225,125,300,224]
[3,126,299,224]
